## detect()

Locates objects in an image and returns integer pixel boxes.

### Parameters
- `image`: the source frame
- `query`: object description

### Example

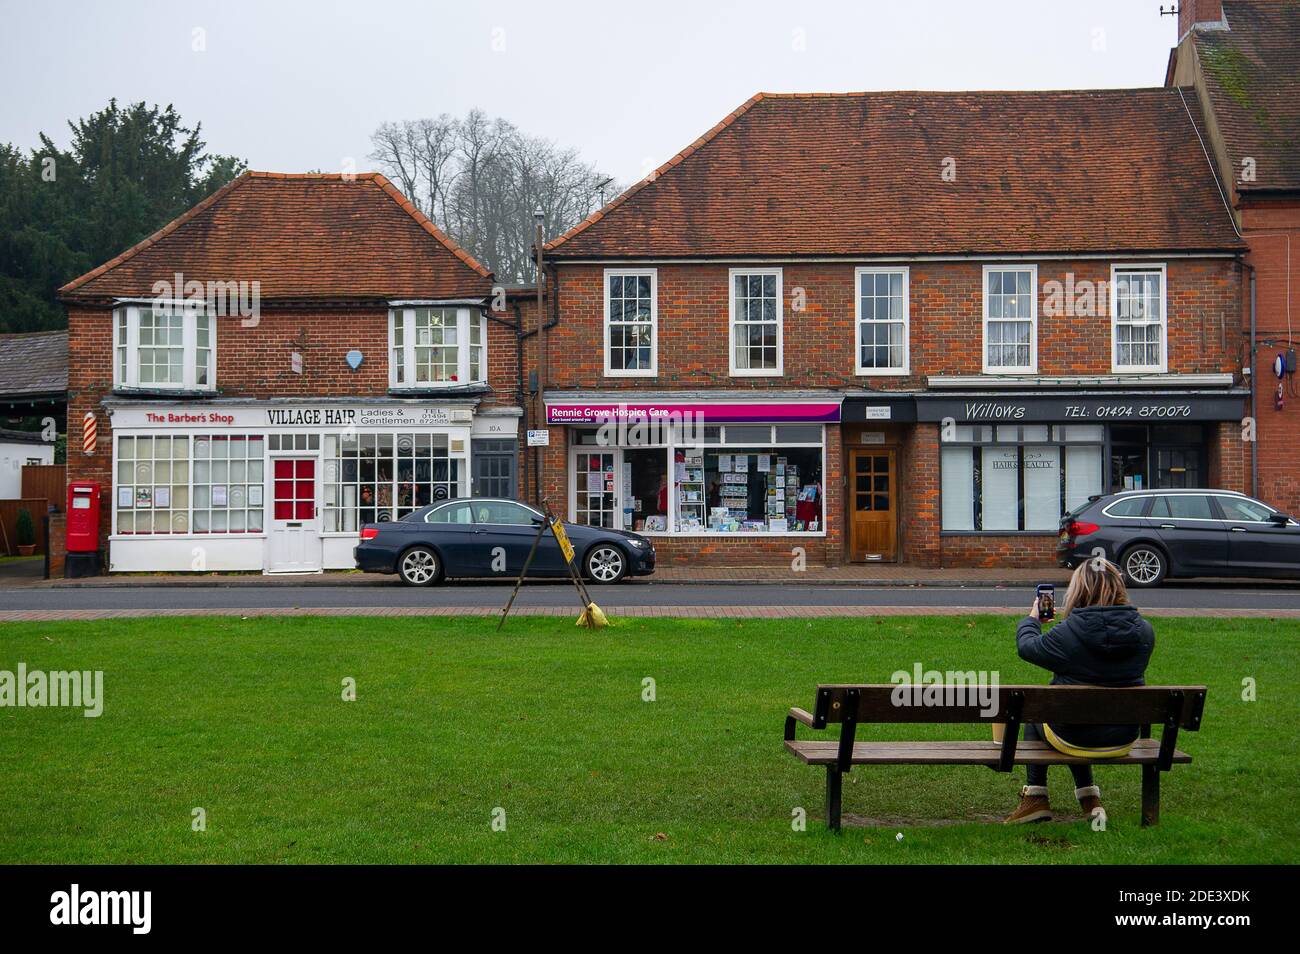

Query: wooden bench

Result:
[784,684,1206,831]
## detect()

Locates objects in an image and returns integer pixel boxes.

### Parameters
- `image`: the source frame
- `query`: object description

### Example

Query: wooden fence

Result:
[0,498,49,555]
[21,464,65,508]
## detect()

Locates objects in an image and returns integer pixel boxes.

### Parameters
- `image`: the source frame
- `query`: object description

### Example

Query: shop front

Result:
[840,394,918,563]
[916,389,1250,566]
[544,393,841,565]
[103,398,485,573]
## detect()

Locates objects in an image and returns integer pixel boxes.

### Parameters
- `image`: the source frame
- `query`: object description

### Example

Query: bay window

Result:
[940,425,1103,531]
[604,269,657,375]
[1112,265,1167,372]
[388,306,487,387]
[983,266,1037,373]
[113,305,215,391]
[729,269,782,375]
[856,267,909,374]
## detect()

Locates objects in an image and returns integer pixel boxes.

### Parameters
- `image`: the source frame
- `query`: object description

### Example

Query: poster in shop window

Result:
[719,455,733,473]
[135,487,152,509]
[118,487,134,508]
[154,487,171,508]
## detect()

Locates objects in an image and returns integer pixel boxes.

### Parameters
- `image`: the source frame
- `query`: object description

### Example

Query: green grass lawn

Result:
[0,614,1295,864]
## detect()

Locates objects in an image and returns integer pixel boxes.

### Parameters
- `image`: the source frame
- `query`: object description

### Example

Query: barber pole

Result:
[82,410,97,456]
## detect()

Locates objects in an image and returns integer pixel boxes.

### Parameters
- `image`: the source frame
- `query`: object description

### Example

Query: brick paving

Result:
[3,604,1297,623]
[21,565,1074,589]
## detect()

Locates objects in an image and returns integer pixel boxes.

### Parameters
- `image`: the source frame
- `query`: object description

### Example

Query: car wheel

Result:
[1121,544,1166,588]
[585,544,627,584]
[398,546,443,586]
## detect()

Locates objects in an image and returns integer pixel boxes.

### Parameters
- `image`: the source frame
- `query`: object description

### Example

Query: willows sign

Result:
[916,394,1245,423]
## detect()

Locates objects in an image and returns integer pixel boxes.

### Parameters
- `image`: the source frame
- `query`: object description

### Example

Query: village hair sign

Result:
[108,404,474,429]
[916,393,1246,423]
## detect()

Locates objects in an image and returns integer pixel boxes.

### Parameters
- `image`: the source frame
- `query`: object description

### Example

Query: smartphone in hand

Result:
[1036,584,1055,621]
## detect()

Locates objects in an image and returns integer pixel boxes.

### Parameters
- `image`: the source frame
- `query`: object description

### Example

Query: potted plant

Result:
[15,508,36,556]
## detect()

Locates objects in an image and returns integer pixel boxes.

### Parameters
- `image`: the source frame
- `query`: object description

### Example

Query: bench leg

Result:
[825,766,843,833]
[1141,765,1160,827]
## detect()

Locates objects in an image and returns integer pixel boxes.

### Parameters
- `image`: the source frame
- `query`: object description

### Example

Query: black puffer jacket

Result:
[1016,604,1156,747]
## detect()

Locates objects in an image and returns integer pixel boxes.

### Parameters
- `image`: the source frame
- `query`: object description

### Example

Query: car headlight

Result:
[626,538,646,548]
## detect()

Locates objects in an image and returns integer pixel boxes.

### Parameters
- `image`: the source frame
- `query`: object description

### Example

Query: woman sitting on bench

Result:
[1005,559,1155,824]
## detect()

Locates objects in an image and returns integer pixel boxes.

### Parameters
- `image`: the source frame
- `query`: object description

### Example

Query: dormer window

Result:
[388,306,487,387]
[113,304,215,391]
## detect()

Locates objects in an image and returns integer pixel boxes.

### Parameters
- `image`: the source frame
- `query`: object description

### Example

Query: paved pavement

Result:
[17,564,1075,588]
[3,579,1298,621]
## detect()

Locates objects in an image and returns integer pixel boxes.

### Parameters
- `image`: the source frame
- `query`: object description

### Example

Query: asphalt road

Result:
[4,581,1300,613]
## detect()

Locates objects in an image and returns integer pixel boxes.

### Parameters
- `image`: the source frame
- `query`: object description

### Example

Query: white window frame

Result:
[388,307,487,388]
[1110,263,1168,374]
[982,264,1038,375]
[112,303,216,392]
[728,267,784,377]
[603,268,658,377]
[855,266,910,376]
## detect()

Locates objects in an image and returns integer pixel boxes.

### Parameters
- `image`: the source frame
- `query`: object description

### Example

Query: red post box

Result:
[67,481,102,553]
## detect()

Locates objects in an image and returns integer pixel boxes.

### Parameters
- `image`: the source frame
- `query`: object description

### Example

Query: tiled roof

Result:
[546,89,1244,258]
[60,172,493,302]
[0,330,68,397]
[1195,0,1300,194]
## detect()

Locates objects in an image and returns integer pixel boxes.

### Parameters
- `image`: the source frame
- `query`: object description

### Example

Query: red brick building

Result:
[1168,0,1300,515]
[60,172,528,573]
[539,90,1249,568]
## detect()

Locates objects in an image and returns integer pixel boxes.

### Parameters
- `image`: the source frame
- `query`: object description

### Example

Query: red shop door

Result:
[267,456,322,573]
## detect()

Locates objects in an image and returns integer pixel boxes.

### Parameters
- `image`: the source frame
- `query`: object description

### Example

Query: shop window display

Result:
[941,425,1103,532]
[571,424,824,535]
[323,432,462,532]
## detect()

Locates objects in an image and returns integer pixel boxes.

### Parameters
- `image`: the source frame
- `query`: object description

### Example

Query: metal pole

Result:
[535,212,547,508]
[1250,267,1258,499]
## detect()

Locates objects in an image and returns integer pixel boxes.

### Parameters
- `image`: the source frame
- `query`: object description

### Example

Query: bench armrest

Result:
[788,707,817,727]
[784,707,818,742]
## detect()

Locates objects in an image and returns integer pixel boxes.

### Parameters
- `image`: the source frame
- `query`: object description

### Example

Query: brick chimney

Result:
[1178,0,1225,39]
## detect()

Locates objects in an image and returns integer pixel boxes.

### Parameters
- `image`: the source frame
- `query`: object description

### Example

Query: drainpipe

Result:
[534,212,546,508]
[511,301,529,501]
[1249,264,1258,499]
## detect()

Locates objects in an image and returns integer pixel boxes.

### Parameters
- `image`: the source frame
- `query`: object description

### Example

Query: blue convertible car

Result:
[354,497,656,585]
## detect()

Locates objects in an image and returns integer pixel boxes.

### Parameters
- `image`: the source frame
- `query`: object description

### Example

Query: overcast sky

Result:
[2,0,1183,185]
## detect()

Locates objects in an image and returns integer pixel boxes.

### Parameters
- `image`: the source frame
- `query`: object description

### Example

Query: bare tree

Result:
[370,110,620,282]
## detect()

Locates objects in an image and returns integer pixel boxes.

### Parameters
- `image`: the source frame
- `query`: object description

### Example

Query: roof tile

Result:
[61,172,493,301]
[547,89,1244,258]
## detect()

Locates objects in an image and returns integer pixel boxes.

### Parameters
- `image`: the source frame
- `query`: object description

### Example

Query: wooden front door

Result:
[849,449,897,562]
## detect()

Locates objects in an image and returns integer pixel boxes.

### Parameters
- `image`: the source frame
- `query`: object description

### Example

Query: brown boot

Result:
[1077,785,1106,823]
[1004,785,1052,824]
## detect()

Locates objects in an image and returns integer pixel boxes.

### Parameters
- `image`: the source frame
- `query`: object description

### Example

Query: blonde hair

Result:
[1063,560,1129,615]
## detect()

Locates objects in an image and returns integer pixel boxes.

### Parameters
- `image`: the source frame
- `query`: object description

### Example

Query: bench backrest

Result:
[809,684,1206,731]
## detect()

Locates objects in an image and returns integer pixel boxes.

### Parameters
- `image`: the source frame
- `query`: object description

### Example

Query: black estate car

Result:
[354,497,656,585]
[1058,489,1300,587]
